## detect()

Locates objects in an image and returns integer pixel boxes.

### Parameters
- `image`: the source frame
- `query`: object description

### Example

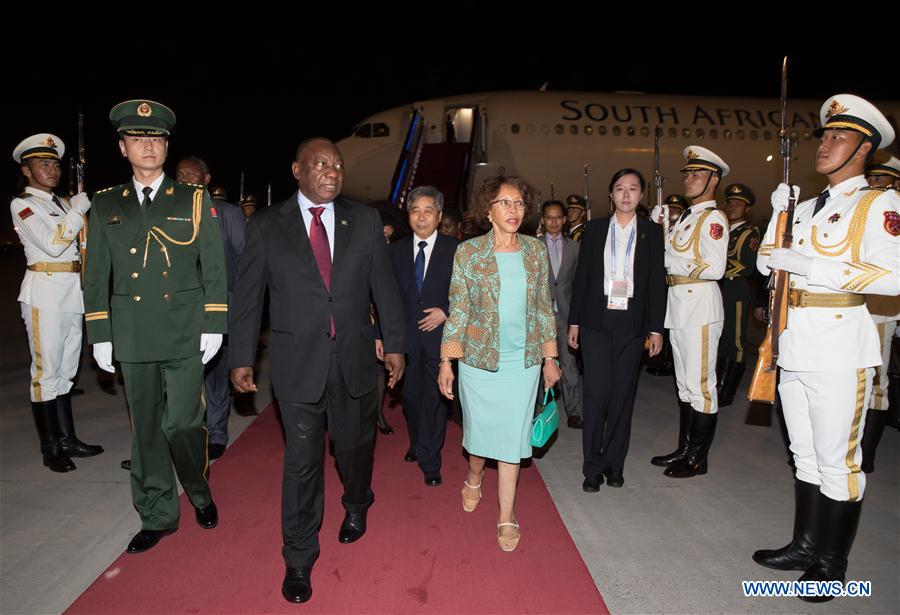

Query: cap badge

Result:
[826,100,850,119]
[44,136,57,148]
[137,103,152,117]
[687,148,698,159]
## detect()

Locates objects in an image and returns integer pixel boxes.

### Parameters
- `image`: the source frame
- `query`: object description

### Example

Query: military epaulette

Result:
[17,191,34,199]
[95,184,125,194]
[862,185,890,192]
[177,181,205,189]
[705,206,718,211]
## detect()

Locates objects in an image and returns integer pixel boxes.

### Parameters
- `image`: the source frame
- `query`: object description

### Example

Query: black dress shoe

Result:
[195,501,218,529]
[377,419,394,435]
[282,567,313,603]
[127,528,177,553]
[338,510,367,544]
[567,415,584,429]
[208,443,226,460]
[121,459,131,471]
[582,474,603,492]
[605,470,624,488]
[424,471,442,486]
[404,449,417,462]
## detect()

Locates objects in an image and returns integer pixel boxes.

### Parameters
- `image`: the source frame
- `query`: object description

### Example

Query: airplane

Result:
[336,90,900,226]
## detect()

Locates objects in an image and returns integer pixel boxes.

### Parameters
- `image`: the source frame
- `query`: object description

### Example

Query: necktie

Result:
[548,237,560,277]
[308,207,334,337]
[812,189,830,217]
[141,186,153,209]
[415,240,427,292]
[51,195,67,214]
[678,207,690,223]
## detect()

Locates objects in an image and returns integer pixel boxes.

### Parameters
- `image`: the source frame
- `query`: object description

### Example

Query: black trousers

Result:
[581,322,645,478]
[402,346,447,473]
[279,346,376,568]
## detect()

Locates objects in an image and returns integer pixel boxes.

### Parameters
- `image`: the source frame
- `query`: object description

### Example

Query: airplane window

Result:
[569,125,578,135]
[751,130,759,140]
[696,128,705,140]
[585,125,594,136]
[599,126,608,136]
[668,127,677,138]
[724,129,732,140]
[803,131,812,140]
[763,130,772,140]
[737,130,746,139]
[511,123,520,134]
[682,128,691,138]
[355,124,372,138]
[626,126,635,136]
[373,123,390,137]
[555,124,564,135]
[613,126,622,136]
[710,129,719,139]
[640,127,649,137]
[789,130,799,141]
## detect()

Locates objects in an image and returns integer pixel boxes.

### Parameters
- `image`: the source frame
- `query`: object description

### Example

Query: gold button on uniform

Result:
[790,281,796,288]
[133,295,141,302]
[131,272,139,279]
[163,293,170,300]
[798,239,804,245]
[129,247,137,254]
[835,314,842,320]
[162,271,168,278]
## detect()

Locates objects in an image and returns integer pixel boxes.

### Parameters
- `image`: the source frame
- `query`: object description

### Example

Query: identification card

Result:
[608,279,629,310]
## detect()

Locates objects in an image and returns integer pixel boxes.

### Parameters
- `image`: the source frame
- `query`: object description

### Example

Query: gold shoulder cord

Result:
[671,209,717,258]
[142,189,203,268]
[810,191,879,262]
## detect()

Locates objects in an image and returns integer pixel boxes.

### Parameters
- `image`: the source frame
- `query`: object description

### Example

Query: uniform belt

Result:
[787,289,865,309]
[27,262,81,273]
[666,274,713,286]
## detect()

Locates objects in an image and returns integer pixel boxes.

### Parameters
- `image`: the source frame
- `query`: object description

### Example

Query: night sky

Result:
[5,43,896,207]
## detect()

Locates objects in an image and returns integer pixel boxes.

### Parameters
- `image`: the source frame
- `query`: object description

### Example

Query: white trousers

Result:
[670,322,723,414]
[871,320,897,411]
[20,303,82,402]
[779,368,873,502]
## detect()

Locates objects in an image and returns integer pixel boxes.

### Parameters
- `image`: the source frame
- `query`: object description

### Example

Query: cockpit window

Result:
[355,124,373,138]
[373,123,390,137]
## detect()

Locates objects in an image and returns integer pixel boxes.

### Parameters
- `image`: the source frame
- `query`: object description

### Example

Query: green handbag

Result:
[530,388,559,447]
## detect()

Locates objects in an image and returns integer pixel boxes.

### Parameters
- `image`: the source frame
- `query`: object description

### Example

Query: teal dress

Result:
[458,251,542,463]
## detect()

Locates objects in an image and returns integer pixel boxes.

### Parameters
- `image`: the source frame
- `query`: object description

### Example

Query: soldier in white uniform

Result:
[650,146,729,478]
[10,134,103,472]
[752,95,900,602]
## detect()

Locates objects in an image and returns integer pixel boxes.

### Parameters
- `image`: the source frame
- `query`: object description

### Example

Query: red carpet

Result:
[67,402,608,614]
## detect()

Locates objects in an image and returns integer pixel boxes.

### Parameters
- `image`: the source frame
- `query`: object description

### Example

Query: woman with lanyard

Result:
[568,169,667,490]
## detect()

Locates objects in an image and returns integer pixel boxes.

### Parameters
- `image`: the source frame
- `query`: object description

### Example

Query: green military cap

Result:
[565,194,587,210]
[241,194,258,207]
[664,194,688,208]
[210,186,228,200]
[724,183,755,206]
[110,99,176,137]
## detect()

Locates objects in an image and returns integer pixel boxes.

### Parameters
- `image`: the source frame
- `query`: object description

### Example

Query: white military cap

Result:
[815,94,894,150]
[681,145,730,177]
[12,133,65,164]
[866,153,900,180]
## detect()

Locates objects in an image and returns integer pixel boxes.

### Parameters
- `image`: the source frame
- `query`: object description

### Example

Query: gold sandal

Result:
[497,521,520,552]
[461,474,483,512]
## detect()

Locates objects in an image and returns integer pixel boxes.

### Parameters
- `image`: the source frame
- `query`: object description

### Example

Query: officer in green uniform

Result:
[565,194,588,242]
[83,99,227,553]
[716,183,760,406]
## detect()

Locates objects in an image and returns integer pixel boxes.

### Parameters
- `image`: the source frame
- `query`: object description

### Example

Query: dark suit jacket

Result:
[388,233,458,359]
[568,216,666,337]
[544,234,579,325]
[212,198,246,294]
[228,193,405,404]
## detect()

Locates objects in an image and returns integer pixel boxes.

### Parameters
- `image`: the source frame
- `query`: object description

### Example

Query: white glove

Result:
[650,205,665,225]
[93,342,115,373]
[70,192,91,214]
[200,333,223,365]
[769,248,812,277]
[770,183,800,213]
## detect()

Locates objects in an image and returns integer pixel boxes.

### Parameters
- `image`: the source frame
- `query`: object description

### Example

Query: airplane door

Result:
[446,107,476,143]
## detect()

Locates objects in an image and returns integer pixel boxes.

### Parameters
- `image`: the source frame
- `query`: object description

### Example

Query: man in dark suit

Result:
[229,138,405,604]
[386,186,458,485]
[541,200,582,428]
[176,156,246,459]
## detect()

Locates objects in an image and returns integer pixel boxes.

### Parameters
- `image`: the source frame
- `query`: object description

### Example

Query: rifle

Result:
[239,171,246,205]
[747,57,798,405]
[583,165,592,221]
[267,183,272,207]
[653,125,669,234]
[76,110,87,286]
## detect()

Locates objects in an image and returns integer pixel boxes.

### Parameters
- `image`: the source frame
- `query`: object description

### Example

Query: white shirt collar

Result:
[133,174,165,201]
[413,229,438,247]
[730,220,747,231]
[297,190,334,212]
[689,199,716,212]
[827,175,868,195]
[24,186,54,200]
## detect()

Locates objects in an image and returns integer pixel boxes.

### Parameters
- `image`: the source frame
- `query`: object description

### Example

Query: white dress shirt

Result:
[297,191,335,260]
[412,230,438,276]
[603,215,637,297]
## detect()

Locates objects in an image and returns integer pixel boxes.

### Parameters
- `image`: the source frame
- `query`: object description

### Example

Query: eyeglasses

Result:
[491,198,527,211]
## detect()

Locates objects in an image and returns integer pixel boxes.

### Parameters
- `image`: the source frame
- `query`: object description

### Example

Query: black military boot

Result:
[664,412,717,478]
[651,401,694,467]
[57,392,104,457]
[715,357,726,396]
[31,401,76,472]
[752,480,819,570]
[798,495,863,603]
[860,409,887,474]
[887,373,900,430]
[717,360,746,408]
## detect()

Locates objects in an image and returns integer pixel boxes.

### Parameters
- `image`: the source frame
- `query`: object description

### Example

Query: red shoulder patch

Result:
[749,238,759,252]
[17,207,34,220]
[709,223,724,240]
[884,211,900,237]
[210,207,218,218]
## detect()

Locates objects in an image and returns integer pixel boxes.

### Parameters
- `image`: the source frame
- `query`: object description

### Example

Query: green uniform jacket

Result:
[83,175,227,362]
[720,222,760,304]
